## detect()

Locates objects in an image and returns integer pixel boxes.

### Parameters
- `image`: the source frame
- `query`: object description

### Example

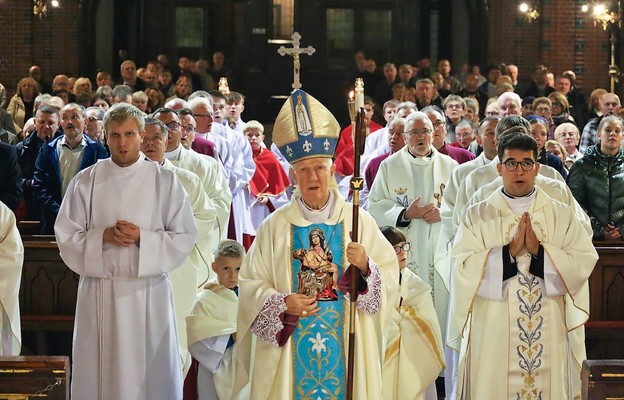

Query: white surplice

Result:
[211,123,256,243]
[54,156,198,400]
[451,187,597,400]
[0,202,23,356]
[169,145,232,242]
[186,281,239,400]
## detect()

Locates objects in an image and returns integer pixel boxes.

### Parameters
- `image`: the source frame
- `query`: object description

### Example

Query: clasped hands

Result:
[509,212,539,258]
[103,220,140,247]
[404,196,440,224]
[603,223,622,240]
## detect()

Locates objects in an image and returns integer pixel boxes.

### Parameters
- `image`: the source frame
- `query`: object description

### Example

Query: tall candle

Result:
[354,78,364,110]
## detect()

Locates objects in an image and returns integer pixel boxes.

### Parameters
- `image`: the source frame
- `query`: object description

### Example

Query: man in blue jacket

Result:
[33,103,108,234]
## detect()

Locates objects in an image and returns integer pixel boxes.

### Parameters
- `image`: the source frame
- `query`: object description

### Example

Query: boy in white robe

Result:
[185,240,245,400]
[0,202,23,356]
[380,226,444,400]
[451,134,598,399]
[55,103,198,400]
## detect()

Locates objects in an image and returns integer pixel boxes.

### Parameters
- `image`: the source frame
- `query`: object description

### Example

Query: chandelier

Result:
[33,0,60,18]
[519,2,540,22]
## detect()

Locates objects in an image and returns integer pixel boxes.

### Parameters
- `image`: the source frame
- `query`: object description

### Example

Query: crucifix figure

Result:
[278,32,316,89]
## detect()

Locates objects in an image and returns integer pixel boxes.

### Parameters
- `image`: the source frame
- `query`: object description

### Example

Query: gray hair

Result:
[495,115,530,139]
[404,111,434,133]
[86,106,105,121]
[144,117,168,139]
[188,91,214,107]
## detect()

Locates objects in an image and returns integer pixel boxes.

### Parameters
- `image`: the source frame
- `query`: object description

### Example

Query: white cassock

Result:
[383,268,444,400]
[368,146,456,339]
[169,144,231,245]
[54,156,198,400]
[232,188,399,400]
[162,158,218,376]
[451,187,597,400]
[452,156,564,234]
[186,281,239,400]
[212,123,256,243]
[0,202,23,356]
[244,189,289,237]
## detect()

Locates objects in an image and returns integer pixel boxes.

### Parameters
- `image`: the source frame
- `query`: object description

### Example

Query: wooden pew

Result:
[586,242,624,359]
[0,356,69,400]
[20,236,78,357]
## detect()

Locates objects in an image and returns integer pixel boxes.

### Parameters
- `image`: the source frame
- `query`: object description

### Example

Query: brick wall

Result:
[0,0,616,99]
[487,0,613,95]
[0,0,80,97]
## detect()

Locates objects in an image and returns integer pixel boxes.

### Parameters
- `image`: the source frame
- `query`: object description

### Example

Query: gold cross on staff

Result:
[278,32,316,89]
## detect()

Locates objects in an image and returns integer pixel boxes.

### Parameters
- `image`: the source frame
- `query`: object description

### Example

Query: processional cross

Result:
[278,32,316,89]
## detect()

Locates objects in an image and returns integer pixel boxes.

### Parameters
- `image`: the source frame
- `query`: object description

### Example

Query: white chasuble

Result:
[451,188,597,400]
[233,188,399,400]
[368,146,456,337]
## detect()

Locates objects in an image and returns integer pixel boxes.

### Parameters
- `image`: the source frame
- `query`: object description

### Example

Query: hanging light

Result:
[33,0,60,18]
[518,2,540,22]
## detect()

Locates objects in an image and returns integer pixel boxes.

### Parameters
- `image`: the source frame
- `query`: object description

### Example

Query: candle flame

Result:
[349,91,354,100]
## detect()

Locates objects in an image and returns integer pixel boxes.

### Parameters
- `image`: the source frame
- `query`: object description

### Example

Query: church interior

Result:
[2,0,624,398]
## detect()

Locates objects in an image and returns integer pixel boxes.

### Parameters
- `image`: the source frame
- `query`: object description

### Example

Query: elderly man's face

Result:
[456,125,474,149]
[387,122,405,153]
[557,127,579,150]
[426,111,446,149]
[404,118,433,156]
[601,94,620,115]
[499,98,521,116]
[60,106,86,144]
[191,103,214,133]
[141,124,167,162]
[291,157,335,209]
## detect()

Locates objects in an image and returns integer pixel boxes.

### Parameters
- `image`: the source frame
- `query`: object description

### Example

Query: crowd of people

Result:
[0,51,619,400]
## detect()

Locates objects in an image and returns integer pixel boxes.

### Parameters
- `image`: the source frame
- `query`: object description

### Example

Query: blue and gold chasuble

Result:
[291,222,346,400]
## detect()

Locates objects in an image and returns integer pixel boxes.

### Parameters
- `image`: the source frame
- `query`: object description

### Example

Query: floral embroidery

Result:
[515,270,544,400]
[309,332,328,355]
[251,293,288,347]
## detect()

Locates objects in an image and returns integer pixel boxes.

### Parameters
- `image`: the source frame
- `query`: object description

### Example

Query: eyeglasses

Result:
[87,116,100,122]
[535,106,551,113]
[165,121,181,131]
[432,120,446,127]
[502,159,536,171]
[393,242,411,254]
[182,125,195,133]
[405,128,432,137]
[193,114,213,119]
